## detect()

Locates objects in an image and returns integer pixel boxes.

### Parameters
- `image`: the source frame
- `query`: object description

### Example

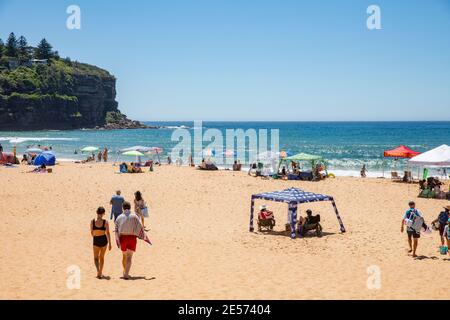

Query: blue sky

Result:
[0,0,449,121]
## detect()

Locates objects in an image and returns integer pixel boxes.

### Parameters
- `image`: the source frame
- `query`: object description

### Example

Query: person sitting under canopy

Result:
[257,204,276,231]
[298,209,322,237]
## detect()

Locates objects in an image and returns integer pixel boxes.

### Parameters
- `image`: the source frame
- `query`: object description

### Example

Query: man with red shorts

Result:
[115,201,143,279]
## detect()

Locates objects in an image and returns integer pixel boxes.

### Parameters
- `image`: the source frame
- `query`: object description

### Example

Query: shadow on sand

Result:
[120,276,156,281]
[413,255,439,261]
[256,230,337,238]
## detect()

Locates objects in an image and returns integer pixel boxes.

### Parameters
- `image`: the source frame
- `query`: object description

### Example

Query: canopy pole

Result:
[249,198,255,232]
[288,203,298,239]
[330,199,346,233]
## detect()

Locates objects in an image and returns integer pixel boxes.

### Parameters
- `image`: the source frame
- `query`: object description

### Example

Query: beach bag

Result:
[405,210,423,232]
[411,216,425,233]
[141,205,149,218]
[440,246,448,255]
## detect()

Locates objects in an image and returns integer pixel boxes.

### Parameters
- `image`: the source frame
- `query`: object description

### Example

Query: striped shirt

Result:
[114,210,152,246]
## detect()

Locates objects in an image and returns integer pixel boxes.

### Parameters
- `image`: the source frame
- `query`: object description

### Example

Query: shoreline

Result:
[54,159,447,180]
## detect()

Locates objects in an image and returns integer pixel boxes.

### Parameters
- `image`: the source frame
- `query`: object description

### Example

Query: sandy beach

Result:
[0,162,449,300]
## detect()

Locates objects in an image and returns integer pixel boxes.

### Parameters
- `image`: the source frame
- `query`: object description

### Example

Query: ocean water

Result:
[1,121,449,177]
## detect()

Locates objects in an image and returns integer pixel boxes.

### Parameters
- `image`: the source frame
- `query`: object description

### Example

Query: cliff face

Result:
[0,59,145,131]
[0,74,117,130]
[71,74,118,128]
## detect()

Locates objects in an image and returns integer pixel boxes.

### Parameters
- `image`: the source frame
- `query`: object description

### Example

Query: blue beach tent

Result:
[33,151,56,166]
[249,187,346,239]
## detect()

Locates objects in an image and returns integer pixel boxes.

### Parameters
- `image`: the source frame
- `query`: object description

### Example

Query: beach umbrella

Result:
[279,150,292,158]
[146,147,163,154]
[258,151,279,161]
[121,146,153,153]
[122,150,145,157]
[26,148,43,154]
[145,147,163,163]
[81,146,99,153]
[204,149,216,157]
[222,149,237,159]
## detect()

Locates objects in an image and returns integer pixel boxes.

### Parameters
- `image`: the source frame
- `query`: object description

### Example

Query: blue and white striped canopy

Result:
[252,187,332,204]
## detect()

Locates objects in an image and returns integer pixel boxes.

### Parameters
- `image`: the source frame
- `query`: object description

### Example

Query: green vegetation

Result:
[105,111,123,123]
[0,32,113,99]
[0,32,127,130]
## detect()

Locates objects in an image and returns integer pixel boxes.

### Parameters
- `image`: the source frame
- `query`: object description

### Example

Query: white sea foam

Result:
[0,137,79,144]
[161,125,190,130]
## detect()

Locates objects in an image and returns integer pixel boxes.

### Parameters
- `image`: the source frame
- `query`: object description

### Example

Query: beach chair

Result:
[298,215,322,237]
[257,217,276,232]
[391,172,402,181]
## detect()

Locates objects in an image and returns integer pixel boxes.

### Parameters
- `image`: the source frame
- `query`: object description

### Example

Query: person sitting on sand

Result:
[90,207,111,279]
[21,154,29,164]
[200,158,207,170]
[431,205,450,247]
[125,162,132,173]
[419,179,427,190]
[401,201,426,257]
[28,164,47,173]
[132,163,143,173]
[82,154,95,163]
[232,160,240,171]
[280,166,287,178]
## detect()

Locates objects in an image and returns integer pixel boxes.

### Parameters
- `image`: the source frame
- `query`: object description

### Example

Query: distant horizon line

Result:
[139,120,450,123]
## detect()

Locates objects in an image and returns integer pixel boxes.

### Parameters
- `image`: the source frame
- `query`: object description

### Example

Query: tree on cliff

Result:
[6,32,18,57]
[0,38,5,58]
[35,38,54,60]
[18,36,31,62]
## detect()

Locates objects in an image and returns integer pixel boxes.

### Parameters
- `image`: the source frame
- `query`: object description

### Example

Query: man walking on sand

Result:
[110,190,124,221]
[114,201,151,279]
[401,201,424,257]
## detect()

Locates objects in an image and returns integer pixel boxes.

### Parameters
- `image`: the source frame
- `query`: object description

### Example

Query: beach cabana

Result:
[408,144,450,167]
[249,187,346,239]
[279,152,324,168]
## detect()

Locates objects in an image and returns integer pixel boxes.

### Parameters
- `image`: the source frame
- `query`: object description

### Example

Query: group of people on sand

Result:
[97,148,109,162]
[90,189,150,279]
[257,205,322,236]
[119,161,156,173]
[401,202,450,258]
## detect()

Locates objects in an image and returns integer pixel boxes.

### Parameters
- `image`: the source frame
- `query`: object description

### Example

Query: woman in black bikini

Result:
[90,207,111,279]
